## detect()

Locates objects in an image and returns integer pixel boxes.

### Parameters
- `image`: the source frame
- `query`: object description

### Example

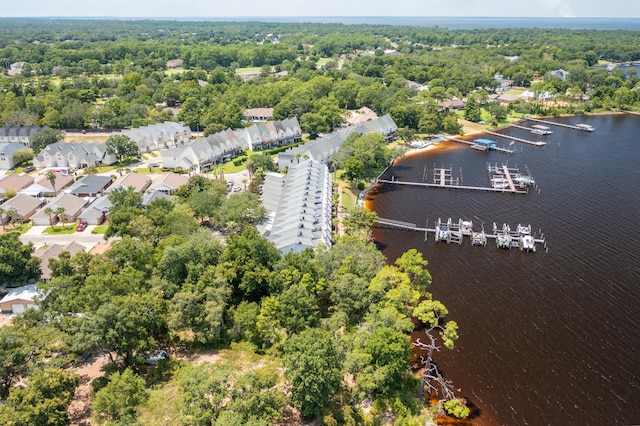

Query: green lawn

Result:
[44,225,77,234]
[92,225,108,234]
[235,66,262,75]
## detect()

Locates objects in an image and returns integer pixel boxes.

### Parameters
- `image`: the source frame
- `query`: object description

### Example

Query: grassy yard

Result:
[92,225,108,234]
[341,185,358,211]
[44,224,77,234]
[235,66,262,75]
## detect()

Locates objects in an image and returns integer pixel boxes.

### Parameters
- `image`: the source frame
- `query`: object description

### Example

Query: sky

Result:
[1,0,638,19]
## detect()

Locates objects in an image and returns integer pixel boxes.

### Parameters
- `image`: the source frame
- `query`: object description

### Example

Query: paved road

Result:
[19,225,109,250]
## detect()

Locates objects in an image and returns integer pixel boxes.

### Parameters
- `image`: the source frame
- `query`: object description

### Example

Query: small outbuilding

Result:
[0,284,47,314]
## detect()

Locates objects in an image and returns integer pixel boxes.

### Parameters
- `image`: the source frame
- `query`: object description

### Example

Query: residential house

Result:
[345,106,378,125]
[7,62,25,76]
[0,194,46,224]
[166,59,183,68]
[0,284,48,314]
[108,173,151,193]
[277,114,397,170]
[161,118,301,170]
[33,140,116,169]
[243,108,274,122]
[122,122,192,153]
[78,196,111,225]
[549,69,569,81]
[0,143,25,169]
[33,242,85,281]
[31,193,89,225]
[0,125,43,146]
[258,159,332,254]
[437,99,466,110]
[240,117,302,151]
[494,74,514,92]
[19,174,75,197]
[142,190,171,206]
[66,175,112,197]
[146,172,189,196]
[0,174,35,197]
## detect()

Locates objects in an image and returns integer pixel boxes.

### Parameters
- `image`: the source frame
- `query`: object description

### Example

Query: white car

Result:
[144,349,168,365]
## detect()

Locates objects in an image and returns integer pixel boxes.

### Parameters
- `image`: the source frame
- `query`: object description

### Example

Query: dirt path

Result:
[67,355,109,426]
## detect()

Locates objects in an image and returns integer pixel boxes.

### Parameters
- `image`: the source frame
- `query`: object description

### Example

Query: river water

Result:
[366,114,640,425]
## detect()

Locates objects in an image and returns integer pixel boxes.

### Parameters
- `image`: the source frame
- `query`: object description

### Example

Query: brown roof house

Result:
[0,284,48,314]
[0,173,34,197]
[31,193,89,226]
[19,174,75,197]
[108,173,151,193]
[243,108,274,122]
[0,194,46,224]
[146,172,189,196]
[33,242,85,281]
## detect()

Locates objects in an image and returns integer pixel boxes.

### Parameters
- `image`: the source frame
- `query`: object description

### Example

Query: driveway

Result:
[19,225,108,250]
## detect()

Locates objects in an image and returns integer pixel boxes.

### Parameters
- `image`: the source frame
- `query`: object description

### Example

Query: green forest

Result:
[1,19,640,135]
[1,18,640,425]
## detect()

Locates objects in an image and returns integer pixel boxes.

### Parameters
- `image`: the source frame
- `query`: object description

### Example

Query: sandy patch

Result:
[67,354,109,426]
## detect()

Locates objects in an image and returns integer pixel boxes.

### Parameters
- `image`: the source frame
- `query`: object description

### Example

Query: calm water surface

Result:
[367,114,640,425]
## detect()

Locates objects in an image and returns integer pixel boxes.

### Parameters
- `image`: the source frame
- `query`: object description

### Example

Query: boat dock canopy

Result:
[473,138,497,147]
[531,124,550,130]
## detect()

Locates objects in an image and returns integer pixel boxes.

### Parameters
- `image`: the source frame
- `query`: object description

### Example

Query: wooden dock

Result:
[525,117,595,132]
[375,217,547,252]
[502,164,517,192]
[483,130,547,146]
[377,178,527,194]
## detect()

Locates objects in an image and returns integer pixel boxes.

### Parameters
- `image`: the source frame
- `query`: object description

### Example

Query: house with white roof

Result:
[162,118,301,171]
[258,159,332,254]
[121,122,192,153]
[277,114,397,171]
[33,140,116,169]
[0,125,43,147]
[0,284,48,314]
[0,143,25,169]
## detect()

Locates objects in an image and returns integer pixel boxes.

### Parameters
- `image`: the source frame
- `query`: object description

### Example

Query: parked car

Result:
[23,166,36,173]
[76,221,87,231]
[144,349,168,365]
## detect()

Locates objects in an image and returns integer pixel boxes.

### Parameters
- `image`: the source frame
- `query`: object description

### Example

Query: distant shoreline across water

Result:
[5,16,640,30]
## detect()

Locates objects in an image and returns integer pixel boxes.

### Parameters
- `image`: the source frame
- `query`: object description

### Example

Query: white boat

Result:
[513,175,535,187]
[496,232,512,249]
[491,177,509,189]
[472,231,487,246]
[520,234,536,252]
[495,223,512,249]
[460,220,474,236]
[516,224,532,236]
[437,226,450,243]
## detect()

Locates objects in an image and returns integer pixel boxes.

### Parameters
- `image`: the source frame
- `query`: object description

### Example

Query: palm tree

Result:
[44,207,55,228]
[45,170,57,195]
[6,208,17,229]
[0,208,5,231]
[55,206,66,228]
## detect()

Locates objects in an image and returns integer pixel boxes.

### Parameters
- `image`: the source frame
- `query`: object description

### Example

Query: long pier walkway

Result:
[444,136,514,154]
[377,177,527,194]
[374,217,547,252]
[483,130,547,146]
[525,117,595,132]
